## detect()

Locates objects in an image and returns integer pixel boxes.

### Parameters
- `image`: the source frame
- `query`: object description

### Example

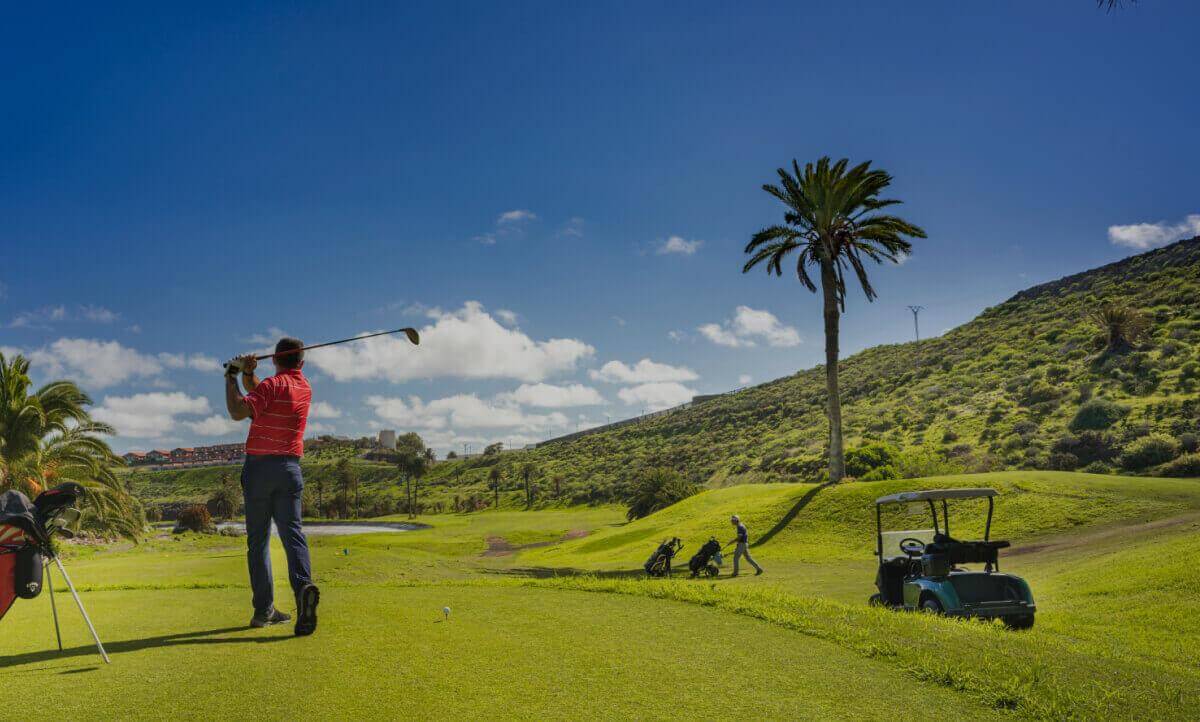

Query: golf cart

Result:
[869,488,1035,629]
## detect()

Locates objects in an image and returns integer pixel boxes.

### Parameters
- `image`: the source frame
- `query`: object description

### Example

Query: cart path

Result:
[1009,510,1200,557]
[482,529,590,557]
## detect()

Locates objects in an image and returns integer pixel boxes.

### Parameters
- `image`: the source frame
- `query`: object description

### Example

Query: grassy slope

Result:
[4,472,1197,719]
[417,237,1200,499]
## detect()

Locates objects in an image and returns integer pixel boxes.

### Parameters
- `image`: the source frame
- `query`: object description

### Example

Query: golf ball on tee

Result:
[443,606,451,619]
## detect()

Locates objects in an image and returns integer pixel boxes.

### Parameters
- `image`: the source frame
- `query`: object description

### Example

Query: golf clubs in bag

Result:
[688,537,723,578]
[644,537,683,577]
[0,483,110,663]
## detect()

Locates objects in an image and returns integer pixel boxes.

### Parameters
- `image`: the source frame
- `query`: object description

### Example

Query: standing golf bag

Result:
[688,537,723,578]
[644,537,683,577]
[0,483,110,663]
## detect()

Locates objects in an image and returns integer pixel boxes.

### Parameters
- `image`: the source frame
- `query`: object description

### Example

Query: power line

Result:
[907,305,925,341]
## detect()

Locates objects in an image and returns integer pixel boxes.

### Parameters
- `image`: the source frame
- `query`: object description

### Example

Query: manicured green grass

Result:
[3,472,1197,719]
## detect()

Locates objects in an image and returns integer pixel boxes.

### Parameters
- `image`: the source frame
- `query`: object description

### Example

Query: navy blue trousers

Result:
[241,455,312,615]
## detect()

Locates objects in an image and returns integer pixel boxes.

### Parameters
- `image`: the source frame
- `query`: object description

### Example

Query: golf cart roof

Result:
[874,488,998,506]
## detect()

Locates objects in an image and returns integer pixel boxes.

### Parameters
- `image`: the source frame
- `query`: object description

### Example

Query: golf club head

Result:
[403,327,420,345]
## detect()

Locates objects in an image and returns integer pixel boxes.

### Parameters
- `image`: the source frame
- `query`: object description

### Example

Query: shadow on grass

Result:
[481,566,645,580]
[752,482,832,548]
[0,625,292,667]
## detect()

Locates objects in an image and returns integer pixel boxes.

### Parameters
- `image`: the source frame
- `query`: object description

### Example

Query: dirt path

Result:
[482,529,590,557]
[1008,510,1200,557]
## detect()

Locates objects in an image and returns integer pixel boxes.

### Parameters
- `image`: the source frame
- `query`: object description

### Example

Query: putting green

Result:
[1,585,1000,721]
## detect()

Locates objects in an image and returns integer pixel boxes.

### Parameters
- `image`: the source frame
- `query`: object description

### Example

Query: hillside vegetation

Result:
[422,237,1200,501]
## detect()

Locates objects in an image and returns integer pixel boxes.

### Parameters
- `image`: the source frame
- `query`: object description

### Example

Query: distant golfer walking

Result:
[727,515,763,577]
[225,338,320,636]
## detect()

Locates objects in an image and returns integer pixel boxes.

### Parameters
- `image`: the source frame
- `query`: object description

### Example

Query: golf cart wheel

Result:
[705,565,719,578]
[867,593,884,607]
[920,596,943,614]
[1004,614,1035,630]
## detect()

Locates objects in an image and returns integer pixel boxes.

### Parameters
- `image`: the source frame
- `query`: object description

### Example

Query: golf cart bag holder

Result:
[688,537,722,578]
[644,537,683,577]
[0,485,110,663]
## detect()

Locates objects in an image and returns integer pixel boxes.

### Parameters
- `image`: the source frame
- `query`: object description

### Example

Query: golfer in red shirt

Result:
[225,337,319,636]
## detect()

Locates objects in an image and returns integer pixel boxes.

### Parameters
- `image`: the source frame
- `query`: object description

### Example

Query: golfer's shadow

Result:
[0,625,291,667]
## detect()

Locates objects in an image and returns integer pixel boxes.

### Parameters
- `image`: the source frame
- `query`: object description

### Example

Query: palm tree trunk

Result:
[820,262,846,483]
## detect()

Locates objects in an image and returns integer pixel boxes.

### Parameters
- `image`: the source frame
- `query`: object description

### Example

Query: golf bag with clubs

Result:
[0,483,110,663]
[688,537,722,578]
[644,537,683,577]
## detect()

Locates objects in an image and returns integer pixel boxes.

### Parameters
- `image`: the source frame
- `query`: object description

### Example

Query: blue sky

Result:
[2,1,1197,454]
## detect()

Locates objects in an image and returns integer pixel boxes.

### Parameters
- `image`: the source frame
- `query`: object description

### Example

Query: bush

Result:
[1052,431,1120,466]
[624,468,699,521]
[1070,398,1130,431]
[175,504,215,533]
[860,465,899,481]
[1021,381,1061,406]
[1179,433,1199,454]
[845,443,899,478]
[1161,453,1200,478]
[1047,452,1079,470]
[1118,434,1180,470]
[1081,461,1113,474]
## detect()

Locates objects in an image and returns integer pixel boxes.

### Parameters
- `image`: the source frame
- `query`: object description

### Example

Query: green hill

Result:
[423,236,1200,500]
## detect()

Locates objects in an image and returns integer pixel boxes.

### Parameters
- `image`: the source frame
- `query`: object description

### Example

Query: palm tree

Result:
[487,465,503,509]
[1089,302,1148,354]
[744,157,926,482]
[519,462,536,509]
[335,457,359,518]
[0,353,143,537]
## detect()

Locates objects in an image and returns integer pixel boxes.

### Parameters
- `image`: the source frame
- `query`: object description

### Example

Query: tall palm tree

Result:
[744,157,926,482]
[519,462,536,509]
[487,465,503,509]
[0,353,143,537]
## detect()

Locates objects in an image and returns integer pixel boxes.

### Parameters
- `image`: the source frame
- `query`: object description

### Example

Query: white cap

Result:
[731,515,740,522]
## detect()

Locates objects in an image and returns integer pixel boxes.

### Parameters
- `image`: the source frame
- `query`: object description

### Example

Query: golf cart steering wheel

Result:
[899,537,926,557]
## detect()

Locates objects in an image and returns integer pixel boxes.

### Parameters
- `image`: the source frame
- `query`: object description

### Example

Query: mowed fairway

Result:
[2,471,1198,720]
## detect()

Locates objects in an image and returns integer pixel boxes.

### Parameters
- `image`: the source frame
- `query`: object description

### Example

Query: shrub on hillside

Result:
[1081,461,1113,474]
[1118,434,1180,470]
[1069,398,1130,431]
[844,443,899,478]
[860,465,899,481]
[624,468,699,521]
[1052,431,1120,466]
[1020,381,1061,406]
[1161,453,1200,478]
[1047,452,1079,470]
[1179,433,1199,454]
[893,448,963,479]
[175,504,215,534]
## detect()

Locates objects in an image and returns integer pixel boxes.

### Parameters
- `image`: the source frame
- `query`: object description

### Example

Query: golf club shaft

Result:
[224,327,419,370]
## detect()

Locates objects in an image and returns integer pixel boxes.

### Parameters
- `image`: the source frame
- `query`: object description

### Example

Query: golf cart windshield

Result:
[873,488,999,558]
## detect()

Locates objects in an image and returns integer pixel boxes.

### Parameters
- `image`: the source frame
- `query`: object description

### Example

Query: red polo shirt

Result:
[243,368,311,457]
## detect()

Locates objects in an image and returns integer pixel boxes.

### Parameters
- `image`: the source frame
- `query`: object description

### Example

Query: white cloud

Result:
[310,401,342,418]
[79,305,120,323]
[1108,213,1200,250]
[612,316,627,327]
[9,338,232,389]
[157,352,221,373]
[94,392,211,439]
[310,302,593,383]
[738,374,752,385]
[21,338,164,388]
[617,382,696,411]
[589,358,699,384]
[497,209,537,225]
[10,306,67,328]
[474,233,497,245]
[244,327,290,348]
[496,383,605,408]
[699,306,801,348]
[698,323,747,348]
[184,415,246,437]
[495,309,519,326]
[558,217,585,238]
[667,330,685,343]
[656,235,702,256]
[366,394,568,433]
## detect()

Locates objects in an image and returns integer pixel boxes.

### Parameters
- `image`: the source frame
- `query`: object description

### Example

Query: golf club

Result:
[223,327,420,372]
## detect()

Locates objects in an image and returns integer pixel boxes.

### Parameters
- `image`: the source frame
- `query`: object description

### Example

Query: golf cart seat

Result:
[925,538,1010,566]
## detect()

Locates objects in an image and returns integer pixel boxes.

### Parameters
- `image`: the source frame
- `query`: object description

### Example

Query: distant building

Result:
[378,429,396,449]
[124,443,245,468]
